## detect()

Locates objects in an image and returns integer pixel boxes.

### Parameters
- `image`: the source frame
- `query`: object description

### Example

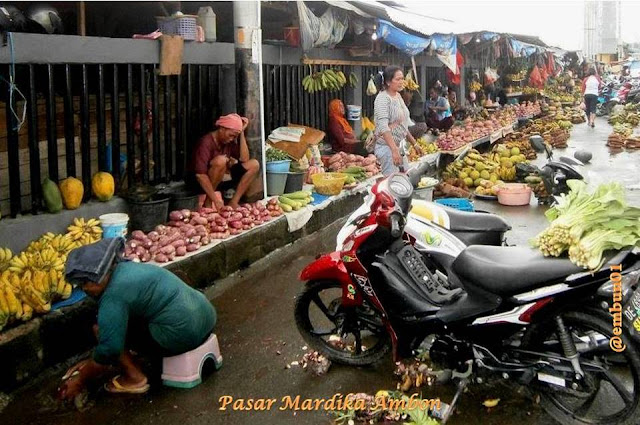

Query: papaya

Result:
[59,177,84,210]
[92,172,115,201]
[42,178,63,213]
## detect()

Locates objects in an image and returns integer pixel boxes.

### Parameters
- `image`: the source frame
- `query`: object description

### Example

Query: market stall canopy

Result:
[348,0,468,35]
[373,19,457,72]
[297,1,350,51]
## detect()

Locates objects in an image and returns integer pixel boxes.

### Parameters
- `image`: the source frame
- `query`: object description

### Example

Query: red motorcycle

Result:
[295,173,640,424]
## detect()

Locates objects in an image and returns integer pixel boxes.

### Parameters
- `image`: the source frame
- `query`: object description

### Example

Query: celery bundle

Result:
[532,180,640,270]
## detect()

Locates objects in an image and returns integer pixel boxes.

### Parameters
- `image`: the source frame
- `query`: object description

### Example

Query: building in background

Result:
[583,0,621,63]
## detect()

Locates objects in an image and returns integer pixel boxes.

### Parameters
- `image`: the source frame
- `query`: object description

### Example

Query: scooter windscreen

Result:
[387,173,413,214]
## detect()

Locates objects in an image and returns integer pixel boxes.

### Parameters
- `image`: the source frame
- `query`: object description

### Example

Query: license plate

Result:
[622,286,640,336]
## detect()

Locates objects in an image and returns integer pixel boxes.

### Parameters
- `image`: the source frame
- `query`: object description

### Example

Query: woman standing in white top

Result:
[373,66,422,176]
[582,68,601,128]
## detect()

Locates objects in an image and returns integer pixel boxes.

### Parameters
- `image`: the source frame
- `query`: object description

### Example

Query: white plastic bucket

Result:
[99,213,129,239]
[346,105,362,121]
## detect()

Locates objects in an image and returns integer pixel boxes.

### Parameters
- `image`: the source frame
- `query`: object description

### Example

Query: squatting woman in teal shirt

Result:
[59,238,216,398]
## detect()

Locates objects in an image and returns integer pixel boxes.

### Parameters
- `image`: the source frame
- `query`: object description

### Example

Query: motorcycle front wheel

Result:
[294,280,390,366]
[522,310,640,425]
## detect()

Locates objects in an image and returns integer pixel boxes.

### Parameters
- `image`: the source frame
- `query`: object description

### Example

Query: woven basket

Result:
[157,15,197,41]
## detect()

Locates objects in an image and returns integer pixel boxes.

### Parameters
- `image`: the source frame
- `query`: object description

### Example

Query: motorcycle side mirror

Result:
[559,156,585,167]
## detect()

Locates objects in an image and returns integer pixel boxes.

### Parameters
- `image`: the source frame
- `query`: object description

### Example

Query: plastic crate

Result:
[157,15,197,40]
[435,198,474,212]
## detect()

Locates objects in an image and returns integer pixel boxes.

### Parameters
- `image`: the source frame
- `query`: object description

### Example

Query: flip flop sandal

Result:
[105,375,150,394]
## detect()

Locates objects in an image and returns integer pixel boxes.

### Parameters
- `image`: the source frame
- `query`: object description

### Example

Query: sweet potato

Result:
[191,216,208,226]
[175,246,187,256]
[230,212,243,221]
[141,252,152,263]
[229,228,242,235]
[160,245,176,255]
[169,211,184,221]
[147,231,160,242]
[132,230,146,241]
[154,254,169,263]
[210,225,226,233]
[155,224,168,234]
[229,221,242,229]
[172,239,186,248]
[180,209,192,219]
[189,235,202,244]
[186,243,200,252]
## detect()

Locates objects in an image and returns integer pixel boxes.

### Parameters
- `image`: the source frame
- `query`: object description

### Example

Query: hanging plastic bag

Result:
[484,67,499,86]
[528,65,543,89]
[366,76,378,96]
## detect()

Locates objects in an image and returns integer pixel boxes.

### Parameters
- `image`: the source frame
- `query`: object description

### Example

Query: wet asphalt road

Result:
[1,116,639,425]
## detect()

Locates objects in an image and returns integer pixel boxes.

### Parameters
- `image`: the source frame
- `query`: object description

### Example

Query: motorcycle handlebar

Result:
[390,213,403,238]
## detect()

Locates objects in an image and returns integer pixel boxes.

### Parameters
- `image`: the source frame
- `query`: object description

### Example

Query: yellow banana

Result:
[57,274,67,295]
[4,286,21,318]
[0,288,9,315]
[21,303,33,321]
[62,283,72,300]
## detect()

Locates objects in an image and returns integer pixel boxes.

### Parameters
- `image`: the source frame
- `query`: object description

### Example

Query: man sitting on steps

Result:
[186,113,261,210]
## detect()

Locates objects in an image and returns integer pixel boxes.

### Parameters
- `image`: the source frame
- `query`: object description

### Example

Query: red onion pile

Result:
[124,198,284,264]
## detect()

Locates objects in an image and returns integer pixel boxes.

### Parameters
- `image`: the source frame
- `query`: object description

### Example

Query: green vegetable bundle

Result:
[266,148,290,162]
[532,180,640,270]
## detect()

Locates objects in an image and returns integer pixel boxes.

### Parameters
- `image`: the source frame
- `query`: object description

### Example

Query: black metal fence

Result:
[0,63,225,217]
[262,64,350,135]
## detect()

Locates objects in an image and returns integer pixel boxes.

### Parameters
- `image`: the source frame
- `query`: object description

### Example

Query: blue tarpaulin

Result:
[375,19,458,72]
[510,38,541,58]
[376,19,431,56]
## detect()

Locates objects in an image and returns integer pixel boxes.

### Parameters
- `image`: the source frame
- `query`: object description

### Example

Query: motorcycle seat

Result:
[452,245,584,296]
[443,206,511,233]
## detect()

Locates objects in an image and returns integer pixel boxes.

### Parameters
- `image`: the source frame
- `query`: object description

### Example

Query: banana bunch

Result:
[8,246,65,276]
[0,266,73,330]
[302,69,347,93]
[0,247,12,272]
[66,217,102,246]
[348,72,358,88]
[403,72,419,91]
[0,272,24,329]
[469,81,482,92]
[498,166,517,181]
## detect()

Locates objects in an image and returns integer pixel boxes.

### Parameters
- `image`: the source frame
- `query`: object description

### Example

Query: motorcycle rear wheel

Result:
[522,310,640,425]
[294,280,391,366]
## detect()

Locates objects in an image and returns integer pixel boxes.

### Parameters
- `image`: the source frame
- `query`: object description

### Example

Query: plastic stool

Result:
[161,333,223,388]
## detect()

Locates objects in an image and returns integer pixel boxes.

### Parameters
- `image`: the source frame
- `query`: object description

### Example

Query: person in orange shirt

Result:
[328,99,362,154]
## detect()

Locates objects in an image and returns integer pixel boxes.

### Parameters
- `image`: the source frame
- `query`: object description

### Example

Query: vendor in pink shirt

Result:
[186,114,260,210]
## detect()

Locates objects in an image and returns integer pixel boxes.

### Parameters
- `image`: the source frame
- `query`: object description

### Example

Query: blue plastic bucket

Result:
[266,160,291,173]
[99,213,129,238]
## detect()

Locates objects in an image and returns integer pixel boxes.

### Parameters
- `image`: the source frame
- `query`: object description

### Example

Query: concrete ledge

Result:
[0,190,366,391]
[0,197,129,254]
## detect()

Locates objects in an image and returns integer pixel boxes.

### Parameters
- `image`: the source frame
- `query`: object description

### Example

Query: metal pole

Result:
[234,0,266,199]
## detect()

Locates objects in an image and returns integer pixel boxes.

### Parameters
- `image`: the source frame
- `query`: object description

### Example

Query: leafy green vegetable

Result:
[532,180,640,270]
[265,147,290,162]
